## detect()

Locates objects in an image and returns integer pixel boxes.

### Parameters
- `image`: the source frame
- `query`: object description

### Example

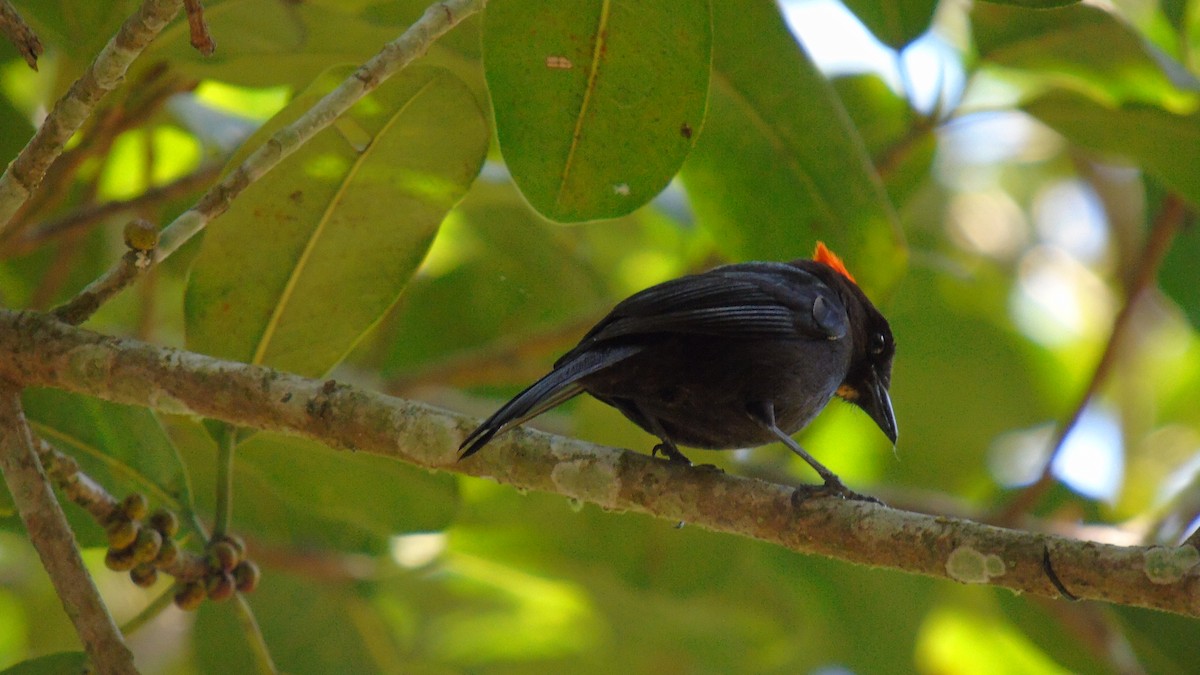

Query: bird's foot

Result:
[791,479,883,507]
[650,444,724,473]
[651,442,692,464]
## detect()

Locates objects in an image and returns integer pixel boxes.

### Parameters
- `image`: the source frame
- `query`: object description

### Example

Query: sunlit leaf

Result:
[142,1,404,88]
[840,0,938,50]
[22,391,194,510]
[196,574,388,674]
[13,389,195,545]
[164,418,458,551]
[887,265,1049,492]
[1022,90,1200,207]
[973,2,1200,109]
[1159,206,1200,329]
[0,651,88,675]
[379,179,611,380]
[977,0,1081,7]
[678,0,904,294]
[484,0,711,222]
[185,65,489,378]
[831,73,937,210]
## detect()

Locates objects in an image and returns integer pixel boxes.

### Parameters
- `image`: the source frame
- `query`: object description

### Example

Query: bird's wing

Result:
[571,263,848,349]
[459,344,641,458]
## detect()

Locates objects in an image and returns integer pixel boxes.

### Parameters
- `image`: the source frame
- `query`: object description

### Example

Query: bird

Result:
[458,242,896,495]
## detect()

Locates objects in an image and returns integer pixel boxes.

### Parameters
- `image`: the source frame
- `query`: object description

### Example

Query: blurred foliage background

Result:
[1,0,1200,672]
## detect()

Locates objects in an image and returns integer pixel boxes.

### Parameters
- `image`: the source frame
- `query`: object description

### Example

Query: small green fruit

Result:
[120,493,149,521]
[105,518,138,550]
[148,508,179,537]
[206,572,236,602]
[232,560,260,593]
[105,546,137,572]
[132,528,163,565]
[130,563,158,588]
[174,582,205,611]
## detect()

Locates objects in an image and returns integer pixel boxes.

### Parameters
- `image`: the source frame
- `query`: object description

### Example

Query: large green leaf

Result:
[977,0,1081,7]
[1022,90,1200,207]
[1160,215,1200,329]
[0,652,88,675]
[887,264,1049,493]
[379,180,612,379]
[840,0,938,50]
[141,1,408,88]
[7,390,195,545]
[195,574,388,674]
[185,65,489,378]
[678,0,904,294]
[164,418,458,552]
[831,73,937,211]
[484,0,711,222]
[973,2,1200,109]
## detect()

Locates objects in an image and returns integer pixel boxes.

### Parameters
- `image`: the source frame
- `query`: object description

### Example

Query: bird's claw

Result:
[651,443,692,464]
[791,480,882,507]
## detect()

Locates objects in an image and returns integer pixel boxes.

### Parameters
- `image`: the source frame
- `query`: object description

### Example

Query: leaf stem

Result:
[214,423,237,537]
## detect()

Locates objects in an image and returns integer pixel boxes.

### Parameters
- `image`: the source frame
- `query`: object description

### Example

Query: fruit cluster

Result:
[101,492,260,611]
[173,534,259,610]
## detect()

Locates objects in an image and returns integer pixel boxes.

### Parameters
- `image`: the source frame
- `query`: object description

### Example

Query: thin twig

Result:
[182,0,216,55]
[995,194,1189,524]
[7,163,220,259]
[120,587,176,636]
[52,244,156,326]
[236,594,279,675]
[0,1,42,70]
[0,0,183,237]
[0,388,137,674]
[3,308,1199,617]
[213,423,236,537]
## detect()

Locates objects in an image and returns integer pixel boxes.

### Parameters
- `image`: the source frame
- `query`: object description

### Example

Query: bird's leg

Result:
[628,400,691,463]
[651,440,691,464]
[746,401,879,504]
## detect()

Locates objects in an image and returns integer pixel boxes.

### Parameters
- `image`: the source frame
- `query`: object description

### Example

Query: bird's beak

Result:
[857,368,897,445]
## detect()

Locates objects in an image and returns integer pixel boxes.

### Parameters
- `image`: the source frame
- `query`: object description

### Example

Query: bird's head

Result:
[813,242,897,445]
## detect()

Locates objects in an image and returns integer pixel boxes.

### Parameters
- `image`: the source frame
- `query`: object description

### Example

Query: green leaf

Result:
[141,1,407,88]
[0,652,88,675]
[887,265,1049,492]
[678,0,903,294]
[840,0,938,50]
[185,65,489,378]
[484,0,711,222]
[973,2,1200,109]
[165,418,458,551]
[195,574,390,674]
[831,73,937,210]
[976,0,1081,7]
[380,180,611,378]
[1160,217,1200,329]
[1022,90,1200,207]
[13,390,195,544]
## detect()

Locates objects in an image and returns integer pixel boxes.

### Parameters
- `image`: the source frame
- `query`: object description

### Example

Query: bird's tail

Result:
[458,345,639,459]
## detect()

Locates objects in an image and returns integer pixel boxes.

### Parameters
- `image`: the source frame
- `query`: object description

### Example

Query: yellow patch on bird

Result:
[836,384,859,401]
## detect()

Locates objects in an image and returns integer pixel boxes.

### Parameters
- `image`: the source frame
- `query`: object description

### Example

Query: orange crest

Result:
[812,241,856,283]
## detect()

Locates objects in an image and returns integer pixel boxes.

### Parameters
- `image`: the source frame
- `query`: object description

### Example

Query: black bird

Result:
[459,243,897,493]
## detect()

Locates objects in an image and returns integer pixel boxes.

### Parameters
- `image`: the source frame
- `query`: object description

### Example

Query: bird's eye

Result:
[869,332,886,355]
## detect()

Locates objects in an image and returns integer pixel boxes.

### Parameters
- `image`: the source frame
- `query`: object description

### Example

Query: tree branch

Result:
[1,308,1198,617]
[0,0,183,236]
[0,1,43,71]
[0,386,136,674]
